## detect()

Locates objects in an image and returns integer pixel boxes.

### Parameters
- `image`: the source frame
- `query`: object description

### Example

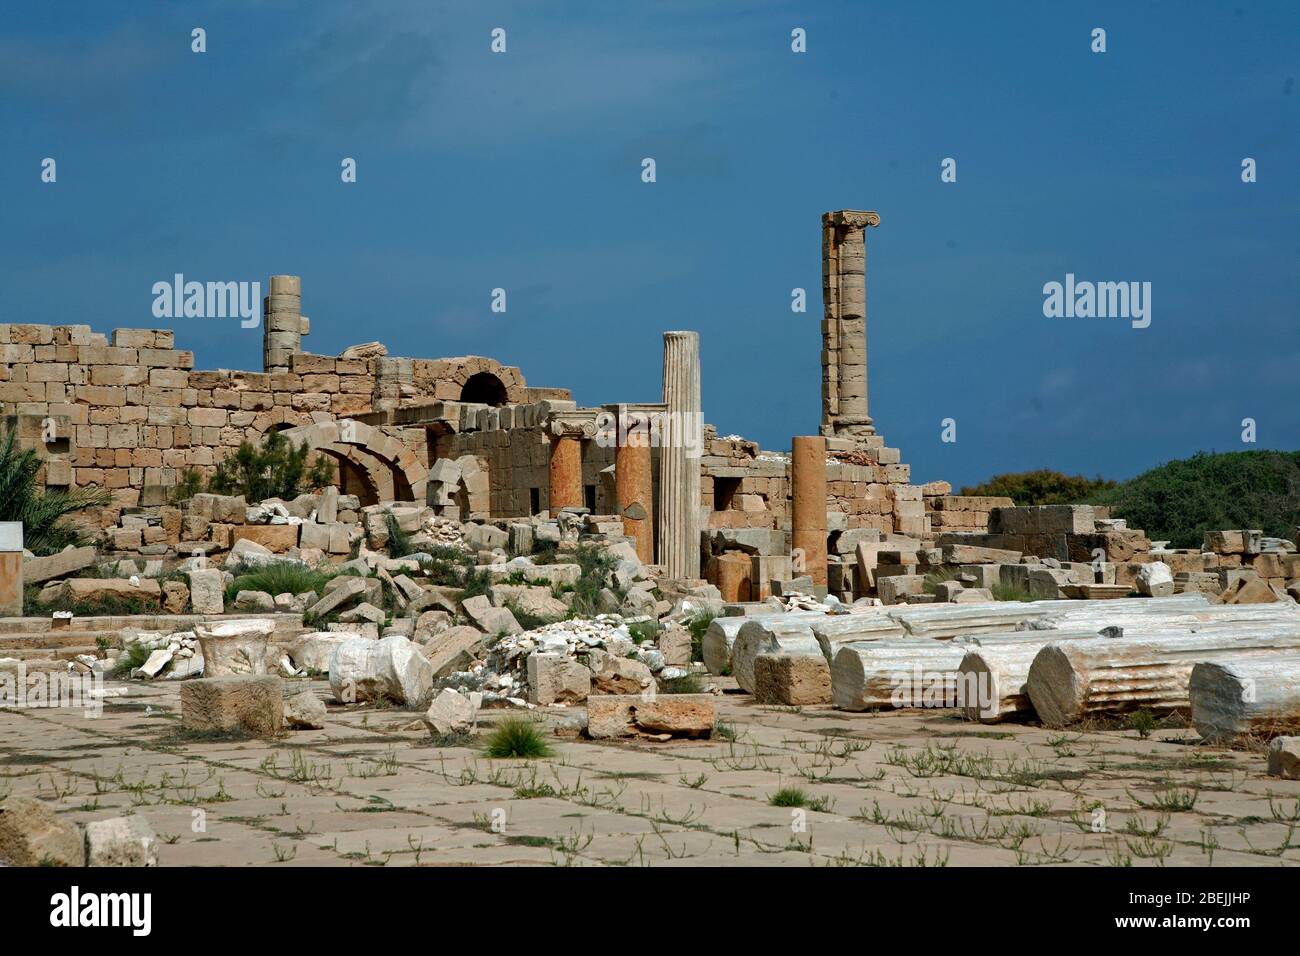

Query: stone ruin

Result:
[0,209,1298,785]
[3,209,1297,612]
[0,210,1013,596]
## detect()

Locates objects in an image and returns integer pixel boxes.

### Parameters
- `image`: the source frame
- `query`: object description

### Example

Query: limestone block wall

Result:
[438,426,621,519]
[925,494,1014,534]
[0,317,536,517]
[700,436,918,537]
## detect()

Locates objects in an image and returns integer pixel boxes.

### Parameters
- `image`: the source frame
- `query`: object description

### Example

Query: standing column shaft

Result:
[264,274,305,373]
[0,523,23,616]
[791,436,828,587]
[548,436,583,512]
[658,331,702,579]
[615,410,654,564]
[820,211,879,438]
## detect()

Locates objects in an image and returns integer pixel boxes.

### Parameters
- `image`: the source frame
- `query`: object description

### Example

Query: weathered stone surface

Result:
[286,632,353,673]
[306,575,367,618]
[187,568,225,614]
[462,594,522,635]
[194,618,274,677]
[227,537,285,568]
[23,546,97,584]
[1267,736,1300,779]
[588,650,654,694]
[657,623,692,667]
[162,579,189,613]
[489,584,568,621]
[1028,628,1300,727]
[180,675,283,735]
[1136,561,1174,598]
[283,690,327,729]
[138,647,174,679]
[586,693,715,738]
[339,601,386,625]
[422,688,481,736]
[56,577,160,607]
[328,634,433,705]
[753,653,832,705]
[1190,656,1300,741]
[877,574,924,605]
[234,589,275,611]
[527,652,591,704]
[419,625,483,676]
[232,524,299,553]
[413,609,452,643]
[84,815,158,867]
[0,796,85,866]
[1218,577,1280,605]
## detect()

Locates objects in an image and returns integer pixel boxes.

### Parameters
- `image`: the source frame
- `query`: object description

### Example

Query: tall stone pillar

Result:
[263,275,308,373]
[548,436,583,512]
[820,211,879,439]
[614,407,654,564]
[0,523,23,616]
[658,331,702,580]
[791,436,828,588]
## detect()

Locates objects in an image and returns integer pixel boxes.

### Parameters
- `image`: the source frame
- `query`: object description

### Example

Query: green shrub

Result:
[960,468,1117,505]
[963,451,1300,551]
[31,588,157,617]
[768,786,810,808]
[628,619,659,644]
[659,672,703,694]
[207,430,336,502]
[225,562,334,604]
[483,719,552,759]
[568,545,617,617]
[460,567,493,600]
[1128,709,1157,739]
[685,610,717,662]
[1096,450,1300,549]
[990,581,1033,602]
[384,512,413,558]
[111,641,151,677]
[170,467,206,503]
[419,546,477,587]
[0,427,109,555]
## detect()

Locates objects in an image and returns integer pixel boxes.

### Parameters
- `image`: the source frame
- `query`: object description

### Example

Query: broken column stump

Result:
[753,653,832,705]
[586,693,715,739]
[181,675,283,735]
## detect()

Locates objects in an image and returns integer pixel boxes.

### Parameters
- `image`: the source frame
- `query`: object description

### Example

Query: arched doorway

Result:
[459,372,508,406]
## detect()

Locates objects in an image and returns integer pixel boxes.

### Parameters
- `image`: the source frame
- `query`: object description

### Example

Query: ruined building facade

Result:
[2,211,1002,593]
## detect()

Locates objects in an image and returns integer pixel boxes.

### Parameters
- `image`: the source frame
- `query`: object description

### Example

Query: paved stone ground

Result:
[2,679,1299,867]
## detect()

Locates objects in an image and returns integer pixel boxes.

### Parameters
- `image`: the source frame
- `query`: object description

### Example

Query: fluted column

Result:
[614,407,654,564]
[658,331,701,580]
[791,436,828,587]
[820,211,879,438]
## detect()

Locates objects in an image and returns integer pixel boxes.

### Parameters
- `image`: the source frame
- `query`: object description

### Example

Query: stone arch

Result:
[460,371,508,406]
[415,356,529,405]
[313,443,393,505]
[243,407,314,445]
[279,419,428,503]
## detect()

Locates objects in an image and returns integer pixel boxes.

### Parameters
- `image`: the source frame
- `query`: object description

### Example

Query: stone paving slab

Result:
[3,677,1300,867]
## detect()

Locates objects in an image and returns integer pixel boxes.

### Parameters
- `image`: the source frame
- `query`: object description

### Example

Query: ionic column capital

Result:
[823,210,880,229]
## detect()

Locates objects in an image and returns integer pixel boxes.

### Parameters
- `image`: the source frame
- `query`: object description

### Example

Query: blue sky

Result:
[2,1,1297,488]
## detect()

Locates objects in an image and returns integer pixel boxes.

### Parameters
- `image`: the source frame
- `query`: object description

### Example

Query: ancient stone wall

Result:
[0,307,534,516]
